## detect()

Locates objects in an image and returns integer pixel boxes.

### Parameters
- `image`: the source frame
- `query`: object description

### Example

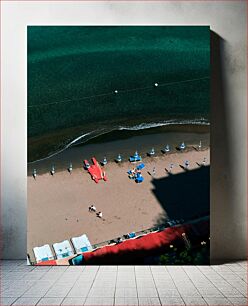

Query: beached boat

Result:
[83,157,107,183]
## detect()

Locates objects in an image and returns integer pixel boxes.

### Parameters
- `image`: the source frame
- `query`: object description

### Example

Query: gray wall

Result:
[1,1,247,261]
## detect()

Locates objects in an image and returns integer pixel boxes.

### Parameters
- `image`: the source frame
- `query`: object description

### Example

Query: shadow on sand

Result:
[152,166,210,226]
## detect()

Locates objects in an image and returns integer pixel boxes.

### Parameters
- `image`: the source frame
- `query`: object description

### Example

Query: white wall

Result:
[1,1,247,261]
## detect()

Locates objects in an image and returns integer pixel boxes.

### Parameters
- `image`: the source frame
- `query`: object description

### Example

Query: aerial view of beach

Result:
[27,26,210,265]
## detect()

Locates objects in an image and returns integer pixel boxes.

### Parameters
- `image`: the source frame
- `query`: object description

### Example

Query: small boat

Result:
[102,157,107,166]
[129,151,142,162]
[154,82,159,87]
[162,144,170,153]
[179,142,186,150]
[116,154,122,163]
[148,148,155,156]
[114,90,118,94]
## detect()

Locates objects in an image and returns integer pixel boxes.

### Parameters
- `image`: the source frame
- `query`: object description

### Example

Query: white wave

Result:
[119,119,210,131]
[28,119,210,164]
[28,131,94,164]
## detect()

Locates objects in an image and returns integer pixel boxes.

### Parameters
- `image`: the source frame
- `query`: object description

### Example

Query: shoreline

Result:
[28,124,210,176]
[28,148,210,263]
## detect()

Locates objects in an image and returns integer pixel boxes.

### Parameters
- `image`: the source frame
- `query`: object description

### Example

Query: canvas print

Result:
[27,26,210,265]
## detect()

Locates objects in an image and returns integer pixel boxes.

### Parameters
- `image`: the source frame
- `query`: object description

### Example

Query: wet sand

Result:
[28,148,210,263]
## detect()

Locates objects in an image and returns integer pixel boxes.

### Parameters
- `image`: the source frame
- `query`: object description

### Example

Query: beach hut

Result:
[33,244,54,263]
[148,148,155,156]
[116,154,122,163]
[179,142,186,150]
[71,234,93,253]
[32,169,37,179]
[53,240,74,259]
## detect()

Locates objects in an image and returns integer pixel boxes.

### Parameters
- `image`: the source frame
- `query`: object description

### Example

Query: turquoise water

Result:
[28,26,210,160]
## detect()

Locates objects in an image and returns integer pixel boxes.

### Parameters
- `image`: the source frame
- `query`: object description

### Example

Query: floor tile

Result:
[61,297,86,305]
[159,297,185,305]
[12,297,41,305]
[203,297,233,305]
[139,297,161,305]
[227,297,248,305]
[37,297,64,305]
[114,297,138,305]
[84,297,114,305]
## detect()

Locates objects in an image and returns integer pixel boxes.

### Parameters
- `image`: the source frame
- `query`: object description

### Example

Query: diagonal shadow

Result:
[151,166,210,224]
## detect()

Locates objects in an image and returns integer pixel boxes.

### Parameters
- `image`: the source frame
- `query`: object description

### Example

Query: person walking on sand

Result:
[97,211,103,218]
[202,157,207,166]
[152,167,156,177]
[169,163,174,173]
[89,205,96,212]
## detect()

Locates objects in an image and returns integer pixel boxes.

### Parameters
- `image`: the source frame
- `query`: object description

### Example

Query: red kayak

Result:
[84,157,107,183]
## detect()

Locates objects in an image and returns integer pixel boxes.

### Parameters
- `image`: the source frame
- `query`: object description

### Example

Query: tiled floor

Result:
[0,261,247,305]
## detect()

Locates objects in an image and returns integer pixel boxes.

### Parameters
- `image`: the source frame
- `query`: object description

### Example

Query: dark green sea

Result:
[28,26,210,162]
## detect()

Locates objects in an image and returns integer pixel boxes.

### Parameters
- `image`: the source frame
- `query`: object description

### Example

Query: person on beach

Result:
[89,205,96,212]
[202,157,207,166]
[97,211,103,218]
[169,163,174,173]
[184,160,189,169]
[152,167,156,176]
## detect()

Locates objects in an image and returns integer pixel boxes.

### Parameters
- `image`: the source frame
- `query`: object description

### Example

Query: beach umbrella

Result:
[149,148,155,156]
[179,142,186,150]
[116,154,122,163]
[164,144,170,153]
[33,169,37,179]
[51,165,55,175]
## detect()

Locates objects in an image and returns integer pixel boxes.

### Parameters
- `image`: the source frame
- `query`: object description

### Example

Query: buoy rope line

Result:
[28,76,209,108]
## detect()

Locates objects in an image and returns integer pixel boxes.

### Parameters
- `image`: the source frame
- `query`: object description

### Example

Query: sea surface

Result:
[28,26,210,162]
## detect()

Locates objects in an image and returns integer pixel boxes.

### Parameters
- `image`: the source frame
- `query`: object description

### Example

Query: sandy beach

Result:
[28,148,210,263]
